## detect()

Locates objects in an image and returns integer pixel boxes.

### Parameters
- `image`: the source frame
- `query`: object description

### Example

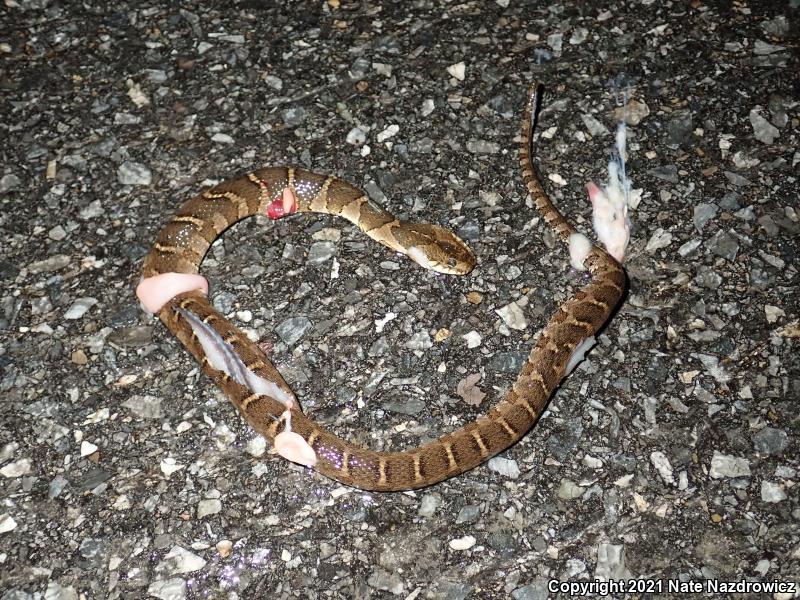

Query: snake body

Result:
[139,85,626,491]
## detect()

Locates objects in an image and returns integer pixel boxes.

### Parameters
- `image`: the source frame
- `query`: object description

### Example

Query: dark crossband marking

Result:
[565,316,595,331]
[203,191,249,218]
[242,393,260,410]
[413,454,423,483]
[172,215,205,228]
[310,175,336,211]
[471,430,489,456]
[306,430,319,447]
[138,83,626,490]
[153,242,184,255]
[496,417,517,438]
[443,443,457,471]
[378,459,388,486]
[340,195,368,222]
[515,395,538,418]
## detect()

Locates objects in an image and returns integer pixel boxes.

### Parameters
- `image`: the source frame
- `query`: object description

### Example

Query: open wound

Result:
[272,410,317,467]
[564,336,597,377]
[266,187,297,219]
[177,307,295,409]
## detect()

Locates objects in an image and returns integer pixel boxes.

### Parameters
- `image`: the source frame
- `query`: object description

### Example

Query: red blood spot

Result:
[266,197,286,219]
[265,189,298,220]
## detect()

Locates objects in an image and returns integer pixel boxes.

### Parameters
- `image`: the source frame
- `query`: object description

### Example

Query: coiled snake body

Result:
[138,85,626,491]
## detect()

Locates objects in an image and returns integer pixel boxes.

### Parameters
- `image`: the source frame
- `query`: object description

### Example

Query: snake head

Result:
[398,223,476,275]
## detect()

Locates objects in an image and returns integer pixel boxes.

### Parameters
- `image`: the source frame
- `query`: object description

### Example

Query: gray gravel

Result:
[1,1,798,599]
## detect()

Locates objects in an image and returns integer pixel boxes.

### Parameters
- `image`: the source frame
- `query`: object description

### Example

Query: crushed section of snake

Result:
[137,82,627,491]
[136,272,209,314]
[568,232,593,271]
[273,410,317,467]
[586,121,633,262]
[175,308,296,410]
[563,336,596,376]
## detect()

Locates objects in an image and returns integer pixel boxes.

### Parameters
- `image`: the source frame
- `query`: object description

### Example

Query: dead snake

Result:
[137,84,626,491]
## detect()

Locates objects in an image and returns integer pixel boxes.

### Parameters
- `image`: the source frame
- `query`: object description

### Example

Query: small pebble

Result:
[275,316,312,345]
[764,305,785,324]
[547,32,563,54]
[569,27,588,45]
[418,494,440,517]
[405,330,432,351]
[79,200,103,220]
[80,441,98,457]
[216,540,233,558]
[211,133,234,144]
[462,331,481,348]
[29,254,70,274]
[752,427,788,455]
[157,545,207,574]
[488,457,520,479]
[64,297,98,319]
[346,127,366,146]
[449,535,476,550]
[467,139,500,154]
[246,436,267,457]
[708,230,739,261]
[650,451,674,485]
[447,62,465,81]
[666,109,693,147]
[0,173,21,193]
[614,99,650,125]
[282,107,307,127]
[749,108,779,144]
[122,395,164,419]
[760,481,787,503]
[160,458,185,477]
[117,161,152,185]
[1,458,32,478]
[311,227,342,242]
[466,291,483,304]
[581,113,609,136]
[456,505,481,524]
[558,479,585,499]
[0,514,17,534]
[376,124,399,143]
[645,228,672,252]
[693,203,718,232]
[71,349,88,365]
[197,499,222,519]
[595,543,630,580]
[709,451,750,478]
[496,301,528,330]
[147,578,186,600]
[48,225,67,240]
[307,241,336,264]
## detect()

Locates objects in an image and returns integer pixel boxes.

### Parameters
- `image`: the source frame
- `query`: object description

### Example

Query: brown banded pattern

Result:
[138,82,626,490]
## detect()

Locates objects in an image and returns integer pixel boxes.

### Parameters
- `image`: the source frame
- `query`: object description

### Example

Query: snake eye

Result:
[447,258,457,268]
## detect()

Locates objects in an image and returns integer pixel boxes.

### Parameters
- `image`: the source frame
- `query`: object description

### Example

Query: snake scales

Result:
[138,84,626,491]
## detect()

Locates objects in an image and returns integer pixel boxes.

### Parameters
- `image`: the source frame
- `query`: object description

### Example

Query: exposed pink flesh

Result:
[586,181,602,204]
[274,430,317,467]
[266,187,298,220]
[136,272,209,314]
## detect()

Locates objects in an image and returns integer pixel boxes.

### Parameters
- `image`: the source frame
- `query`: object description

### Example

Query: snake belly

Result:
[139,84,627,491]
